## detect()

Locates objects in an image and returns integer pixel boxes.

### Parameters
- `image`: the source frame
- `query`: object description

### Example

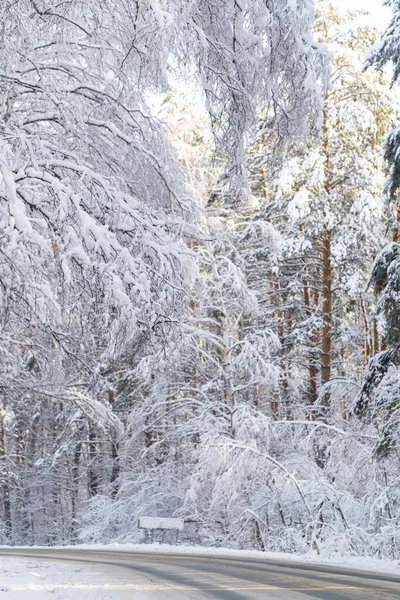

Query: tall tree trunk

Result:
[320,98,333,410]
[88,426,99,498]
[321,228,333,406]
[360,295,372,359]
[70,440,82,542]
[303,266,320,406]
[110,441,120,498]
[0,404,12,541]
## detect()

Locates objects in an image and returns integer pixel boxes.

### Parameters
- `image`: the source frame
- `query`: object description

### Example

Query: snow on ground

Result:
[76,543,400,576]
[0,554,163,599]
[0,544,399,599]
[0,556,89,598]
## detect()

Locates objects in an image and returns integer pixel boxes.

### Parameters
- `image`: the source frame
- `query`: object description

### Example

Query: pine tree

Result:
[356,0,400,456]
[250,2,396,417]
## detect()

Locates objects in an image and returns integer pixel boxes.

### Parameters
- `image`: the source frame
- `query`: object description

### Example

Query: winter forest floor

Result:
[0,544,399,600]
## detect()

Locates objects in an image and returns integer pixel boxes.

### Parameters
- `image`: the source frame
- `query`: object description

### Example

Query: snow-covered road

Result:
[0,547,399,599]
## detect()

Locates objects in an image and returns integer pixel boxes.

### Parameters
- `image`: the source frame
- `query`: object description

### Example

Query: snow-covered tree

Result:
[250,2,396,414]
[0,0,329,544]
[356,0,400,457]
[366,0,400,202]
[80,84,284,546]
[80,3,400,559]
[0,0,195,543]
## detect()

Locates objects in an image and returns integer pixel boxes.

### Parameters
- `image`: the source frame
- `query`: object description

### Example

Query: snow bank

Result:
[3,543,398,577]
[78,543,400,576]
[0,555,108,599]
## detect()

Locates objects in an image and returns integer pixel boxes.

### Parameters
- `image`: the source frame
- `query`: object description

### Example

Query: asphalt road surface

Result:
[0,547,399,599]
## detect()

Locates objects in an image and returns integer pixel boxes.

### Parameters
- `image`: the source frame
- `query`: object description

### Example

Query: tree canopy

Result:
[0,0,400,560]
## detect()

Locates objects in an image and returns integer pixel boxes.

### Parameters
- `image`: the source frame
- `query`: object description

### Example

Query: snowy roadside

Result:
[0,555,117,599]
[1,543,399,580]
[75,543,400,576]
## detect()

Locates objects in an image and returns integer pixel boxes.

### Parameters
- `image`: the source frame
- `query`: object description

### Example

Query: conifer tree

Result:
[250,2,396,416]
[356,0,400,455]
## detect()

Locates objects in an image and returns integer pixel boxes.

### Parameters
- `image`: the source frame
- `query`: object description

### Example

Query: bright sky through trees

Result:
[336,0,391,26]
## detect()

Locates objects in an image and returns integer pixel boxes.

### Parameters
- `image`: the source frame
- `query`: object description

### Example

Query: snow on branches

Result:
[0,0,335,551]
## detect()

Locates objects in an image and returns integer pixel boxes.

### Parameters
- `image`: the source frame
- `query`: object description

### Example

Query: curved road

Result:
[0,547,399,599]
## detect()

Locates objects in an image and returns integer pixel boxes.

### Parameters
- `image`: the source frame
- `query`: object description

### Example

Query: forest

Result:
[0,0,400,559]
